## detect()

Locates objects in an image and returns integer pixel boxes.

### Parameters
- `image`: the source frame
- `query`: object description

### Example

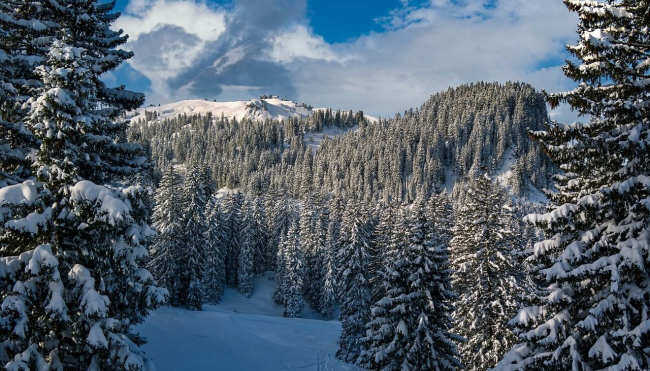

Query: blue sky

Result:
[108,0,582,122]
[114,0,408,42]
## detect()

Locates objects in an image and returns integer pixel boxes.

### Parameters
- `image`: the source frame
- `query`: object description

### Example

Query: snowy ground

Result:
[137,273,355,371]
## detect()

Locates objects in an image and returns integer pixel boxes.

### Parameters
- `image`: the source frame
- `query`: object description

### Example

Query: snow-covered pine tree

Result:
[451,174,520,371]
[320,245,336,319]
[178,164,209,310]
[0,0,166,368]
[283,220,304,318]
[299,196,318,308]
[149,165,182,304]
[238,195,258,297]
[327,195,345,299]
[496,2,650,370]
[250,195,269,275]
[426,190,454,246]
[203,196,226,304]
[360,200,461,371]
[269,192,296,270]
[300,194,328,314]
[369,202,396,305]
[336,199,371,364]
[263,189,281,271]
[274,233,289,305]
[222,191,243,287]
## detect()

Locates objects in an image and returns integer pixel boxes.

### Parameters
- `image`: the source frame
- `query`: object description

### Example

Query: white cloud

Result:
[269,25,339,63]
[113,0,227,101]
[114,0,226,42]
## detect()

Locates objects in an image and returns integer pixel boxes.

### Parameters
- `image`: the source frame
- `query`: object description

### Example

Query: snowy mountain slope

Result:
[129,98,315,123]
[128,98,377,152]
[137,273,352,371]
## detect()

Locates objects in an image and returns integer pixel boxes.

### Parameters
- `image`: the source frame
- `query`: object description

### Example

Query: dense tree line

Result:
[128,82,554,203]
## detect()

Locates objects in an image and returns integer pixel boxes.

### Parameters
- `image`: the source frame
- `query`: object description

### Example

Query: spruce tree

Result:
[497,1,650,370]
[319,246,336,320]
[269,192,296,270]
[250,195,269,275]
[336,199,371,363]
[369,202,396,305]
[360,201,461,371]
[300,195,328,314]
[149,166,182,304]
[0,0,166,368]
[222,191,243,287]
[203,197,226,304]
[426,190,454,246]
[451,174,520,371]
[282,221,304,318]
[238,196,258,297]
[274,233,289,305]
[178,164,209,310]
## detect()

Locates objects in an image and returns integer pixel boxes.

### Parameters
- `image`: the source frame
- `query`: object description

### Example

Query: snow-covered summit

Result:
[129,98,316,122]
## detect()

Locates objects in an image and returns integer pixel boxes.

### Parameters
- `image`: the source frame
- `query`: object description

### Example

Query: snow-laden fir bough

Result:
[495,1,650,370]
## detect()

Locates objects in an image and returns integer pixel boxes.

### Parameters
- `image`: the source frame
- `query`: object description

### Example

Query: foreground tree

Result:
[496,1,650,370]
[0,0,166,368]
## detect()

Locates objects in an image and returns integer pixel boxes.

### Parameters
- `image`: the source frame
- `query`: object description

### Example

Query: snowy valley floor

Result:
[137,273,356,371]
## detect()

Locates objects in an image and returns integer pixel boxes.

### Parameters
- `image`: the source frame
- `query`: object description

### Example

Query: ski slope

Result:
[136,273,354,371]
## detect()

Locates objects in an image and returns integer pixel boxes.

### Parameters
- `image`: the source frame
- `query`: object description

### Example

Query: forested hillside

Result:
[134,81,554,370]
[127,81,554,202]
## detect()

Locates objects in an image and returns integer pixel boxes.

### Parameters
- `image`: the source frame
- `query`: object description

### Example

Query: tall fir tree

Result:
[497,1,650,370]
[203,196,226,304]
[274,232,289,305]
[319,246,337,320]
[360,201,461,371]
[282,221,304,318]
[336,199,372,364]
[250,195,269,275]
[222,191,243,287]
[451,174,521,371]
[299,195,328,314]
[178,164,209,310]
[369,202,396,305]
[149,165,182,304]
[238,196,258,297]
[0,0,166,368]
